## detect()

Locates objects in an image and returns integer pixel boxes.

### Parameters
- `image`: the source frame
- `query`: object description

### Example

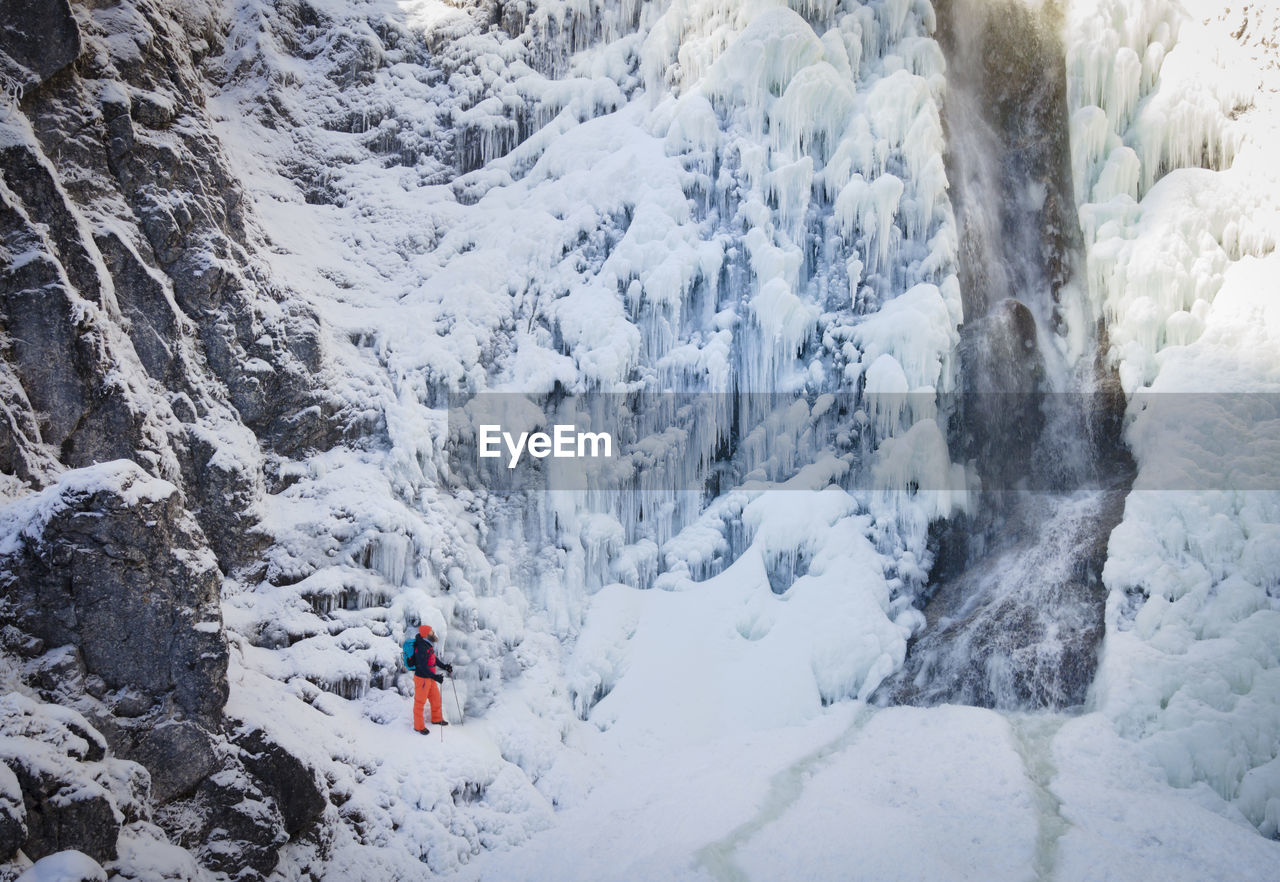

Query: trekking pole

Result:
[450,674,463,723]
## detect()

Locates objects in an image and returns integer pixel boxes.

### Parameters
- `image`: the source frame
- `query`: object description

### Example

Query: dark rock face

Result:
[0,464,327,878]
[12,761,120,864]
[0,465,228,726]
[0,0,349,875]
[1,0,342,866]
[156,765,291,881]
[112,720,222,805]
[0,154,148,474]
[0,694,124,866]
[0,764,27,863]
[1,0,344,567]
[130,721,329,881]
[0,0,82,86]
[233,723,326,838]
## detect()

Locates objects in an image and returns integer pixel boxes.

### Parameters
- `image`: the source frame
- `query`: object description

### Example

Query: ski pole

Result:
[450,674,463,723]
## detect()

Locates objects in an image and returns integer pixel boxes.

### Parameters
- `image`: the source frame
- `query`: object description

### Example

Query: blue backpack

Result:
[402,638,416,671]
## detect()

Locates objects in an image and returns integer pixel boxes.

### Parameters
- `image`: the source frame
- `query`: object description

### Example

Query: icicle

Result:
[354,532,416,587]
[664,92,720,160]
[866,70,932,148]
[864,353,911,438]
[871,419,966,519]
[820,27,852,78]
[1142,40,1166,93]
[770,63,856,162]
[854,283,958,392]
[749,278,819,391]
[699,7,826,125]
[835,172,903,275]
[1163,309,1202,347]
[1070,105,1111,206]
[818,115,875,201]
[1091,145,1140,203]
[1107,47,1143,132]
[766,157,814,234]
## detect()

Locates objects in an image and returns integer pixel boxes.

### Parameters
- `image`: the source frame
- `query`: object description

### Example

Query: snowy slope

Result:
[193,0,1280,877]
[194,0,957,869]
[3,0,1279,878]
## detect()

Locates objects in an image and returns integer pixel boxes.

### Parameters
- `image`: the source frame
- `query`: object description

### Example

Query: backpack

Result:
[402,638,416,671]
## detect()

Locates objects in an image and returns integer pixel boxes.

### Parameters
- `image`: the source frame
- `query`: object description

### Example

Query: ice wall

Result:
[123,0,1280,864]
[156,0,1280,870]
[1066,0,1280,834]
[204,0,975,762]
[189,2,973,851]
[565,0,970,708]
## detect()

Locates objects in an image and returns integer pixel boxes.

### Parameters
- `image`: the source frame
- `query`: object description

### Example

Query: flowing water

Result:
[880,0,1134,710]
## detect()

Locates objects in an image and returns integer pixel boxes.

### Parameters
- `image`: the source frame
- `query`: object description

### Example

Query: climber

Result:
[411,625,453,735]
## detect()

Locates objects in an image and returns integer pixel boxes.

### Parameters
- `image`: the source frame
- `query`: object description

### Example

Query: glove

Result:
[433,674,444,683]
[443,663,454,674]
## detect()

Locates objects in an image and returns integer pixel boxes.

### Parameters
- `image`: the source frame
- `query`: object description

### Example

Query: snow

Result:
[15,852,107,882]
[440,706,861,882]
[0,692,181,881]
[854,281,957,393]
[734,707,1040,881]
[0,759,22,830]
[222,650,563,877]
[0,461,180,557]
[194,0,1280,870]
[4,0,1274,878]
[1066,0,1280,838]
[1051,714,1280,882]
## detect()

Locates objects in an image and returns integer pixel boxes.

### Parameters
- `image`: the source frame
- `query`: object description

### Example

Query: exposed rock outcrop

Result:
[0,464,327,877]
[0,761,27,863]
[1,0,344,567]
[0,694,124,866]
[232,722,327,839]
[0,464,228,726]
[1,0,340,875]
[0,0,82,88]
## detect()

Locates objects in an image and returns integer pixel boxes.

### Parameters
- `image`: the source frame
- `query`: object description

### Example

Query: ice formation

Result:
[1,0,1279,878]
[200,0,980,870]
[1067,0,1280,837]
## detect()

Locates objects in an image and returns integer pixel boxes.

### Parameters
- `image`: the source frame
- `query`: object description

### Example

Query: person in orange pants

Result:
[411,625,453,734]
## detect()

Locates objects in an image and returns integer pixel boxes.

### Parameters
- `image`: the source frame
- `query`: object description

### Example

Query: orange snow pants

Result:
[414,676,443,729]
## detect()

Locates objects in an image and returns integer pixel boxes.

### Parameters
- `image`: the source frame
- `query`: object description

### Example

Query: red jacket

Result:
[412,635,448,679]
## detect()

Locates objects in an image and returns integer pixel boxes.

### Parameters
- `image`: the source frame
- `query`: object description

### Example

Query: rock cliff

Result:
[1,0,333,876]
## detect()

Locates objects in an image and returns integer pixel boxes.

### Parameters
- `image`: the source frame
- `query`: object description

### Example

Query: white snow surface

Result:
[1,0,1274,878]
[194,0,1280,876]
[15,851,107,882]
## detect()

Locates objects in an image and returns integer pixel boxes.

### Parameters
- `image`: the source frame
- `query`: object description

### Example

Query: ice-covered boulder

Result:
[230,721,326,839]
[15,850,107,882]
[0,695,123,865]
